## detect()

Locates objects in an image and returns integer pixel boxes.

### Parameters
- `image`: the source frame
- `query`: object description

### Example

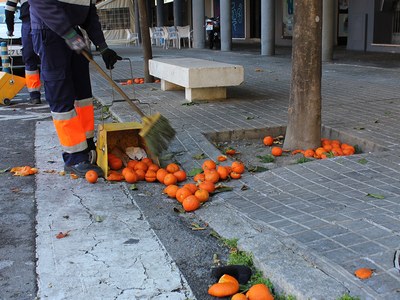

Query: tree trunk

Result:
[137,0,154,83]
[283,0,322,151]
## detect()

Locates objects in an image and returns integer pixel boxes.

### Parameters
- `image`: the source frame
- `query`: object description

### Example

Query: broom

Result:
[82,50,176,157]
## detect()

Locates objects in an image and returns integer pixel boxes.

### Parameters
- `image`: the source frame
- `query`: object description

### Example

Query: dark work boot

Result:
[30,98,42,104]
[64,161,104,178]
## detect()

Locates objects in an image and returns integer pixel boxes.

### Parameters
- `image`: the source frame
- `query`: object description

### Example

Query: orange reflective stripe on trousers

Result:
[25,70,41,92]
[75,97,95,139]
[52,109,88,153]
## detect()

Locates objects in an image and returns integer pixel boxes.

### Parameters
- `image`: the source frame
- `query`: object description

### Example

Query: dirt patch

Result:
[213,136,310,172]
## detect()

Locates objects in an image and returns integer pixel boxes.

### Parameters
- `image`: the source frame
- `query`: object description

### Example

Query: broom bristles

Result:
[139,113,176,157]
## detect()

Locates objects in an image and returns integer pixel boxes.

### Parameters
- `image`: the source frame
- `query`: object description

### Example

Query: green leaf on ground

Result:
[0,168,10,174]
[358,158,368,165]
[129,184,138,190]
[257,154,275,163]
[212,185,234,194]
[247,165,269,172]
[192,153,206,160]
[188,168,203,176]
[366,193,385,199]
[94,215,105,222]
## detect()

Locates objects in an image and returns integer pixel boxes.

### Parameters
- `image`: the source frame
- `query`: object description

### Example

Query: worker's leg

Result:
[31,28,103,177]
[21,20,41,104]
[71,49,96,152]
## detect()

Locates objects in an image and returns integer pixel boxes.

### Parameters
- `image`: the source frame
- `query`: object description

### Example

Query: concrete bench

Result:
[148,58,244,101]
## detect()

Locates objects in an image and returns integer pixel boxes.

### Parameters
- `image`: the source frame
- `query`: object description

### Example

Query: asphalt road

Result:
[0,95,50,300]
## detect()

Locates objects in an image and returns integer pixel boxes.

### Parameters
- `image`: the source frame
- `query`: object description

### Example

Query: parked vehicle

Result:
[0,3,23,74]
[205,16,220,50]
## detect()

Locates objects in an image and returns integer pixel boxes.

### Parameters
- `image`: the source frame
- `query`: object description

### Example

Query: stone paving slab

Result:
[34,121,195,300]
[90,45,400,299]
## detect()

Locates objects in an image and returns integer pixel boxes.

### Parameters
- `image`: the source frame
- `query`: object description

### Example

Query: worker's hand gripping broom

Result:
[81,50,175,157]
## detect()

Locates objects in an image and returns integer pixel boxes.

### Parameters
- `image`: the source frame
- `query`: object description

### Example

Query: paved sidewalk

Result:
[34,122,194,299]
[90,43,400,300]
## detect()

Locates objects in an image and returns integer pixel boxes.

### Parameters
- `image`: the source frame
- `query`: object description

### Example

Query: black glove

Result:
[6,30,13,37]
[100,48,122,70]
[63,29,88,53]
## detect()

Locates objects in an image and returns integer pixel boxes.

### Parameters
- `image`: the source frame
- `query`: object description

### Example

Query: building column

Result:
[261,0,275,55]
[135,0,141,42]
[220,0,232,51]
[156,0,164,27]
[322,0,335,61]
[174,0,184,26]
[193,0,205,48]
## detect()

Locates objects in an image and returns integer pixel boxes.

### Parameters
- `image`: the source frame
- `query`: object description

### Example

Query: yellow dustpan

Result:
[0,71,26,105]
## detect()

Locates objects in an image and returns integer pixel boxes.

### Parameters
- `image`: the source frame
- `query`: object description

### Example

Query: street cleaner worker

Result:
[5,0,42,104]
[29,0,121,177]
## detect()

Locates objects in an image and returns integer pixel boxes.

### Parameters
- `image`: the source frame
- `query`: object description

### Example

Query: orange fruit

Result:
[323,144,333,152]
[230,171,242,179]
[122,167,132,177]
[145,170,157,182]
[156,168,168,183]
[124,169,138,183]
[85,170,98,183]
[303,149,315,158]
[134,78,140,84]
[163,184,179,198]
[315,147,326,158]
[246,283,274,300]
[147,163,160,172]
[194,189,209,202]
[198,180,215,193]
[163,173,178,186]
[263,135,274,146]
[354,268,373,279]
[217,165,229,180]
[231,161,245,174]
[208,282,239,297]
[134,161,148,172]
[271,147,283,157]
[193,173,205,183]
[127,160,138,169]
[204,169,220,183]
[202,159,216,171]
[173,170,187,182]
[182,195,201,212]
[135,169,146,181]
[182,183,198,194]
[166,163,180,173]
[175,187,192,203]
[141,157,153,166]
[109,157,123,170]
[231,293,247,300]
[217,155,227,162]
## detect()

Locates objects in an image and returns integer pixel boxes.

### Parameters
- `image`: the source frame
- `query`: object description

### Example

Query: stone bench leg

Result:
[185,87,227,101]
[161,80,184,91]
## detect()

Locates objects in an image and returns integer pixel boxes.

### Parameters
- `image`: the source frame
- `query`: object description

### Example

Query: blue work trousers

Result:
[21,20,41,100]
[31,28,95,165]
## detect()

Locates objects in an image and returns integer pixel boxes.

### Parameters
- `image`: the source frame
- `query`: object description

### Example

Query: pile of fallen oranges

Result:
[263,136,356,159]
[88,153,246,212]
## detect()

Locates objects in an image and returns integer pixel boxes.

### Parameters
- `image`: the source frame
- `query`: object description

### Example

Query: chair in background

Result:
[151,27,166,47]
[125,29,139,46]
[164,26,180,49]
[176,25,192,48]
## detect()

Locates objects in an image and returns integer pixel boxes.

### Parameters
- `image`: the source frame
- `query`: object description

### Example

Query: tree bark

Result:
[283,0,322,151]
[137,0,154,83]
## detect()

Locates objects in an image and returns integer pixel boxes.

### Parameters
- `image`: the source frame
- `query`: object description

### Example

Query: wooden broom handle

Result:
[81,50,146,118]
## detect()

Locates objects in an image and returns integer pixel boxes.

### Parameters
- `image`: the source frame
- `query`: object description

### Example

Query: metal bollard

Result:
[1,42,11,74]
